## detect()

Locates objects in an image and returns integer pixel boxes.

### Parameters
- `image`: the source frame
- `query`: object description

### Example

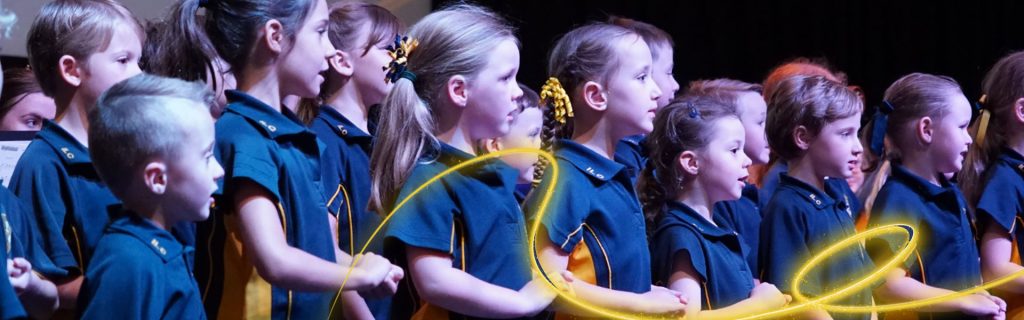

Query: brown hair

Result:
[638,96,737,226]
[0,68,45,119]
[961,52,1024,206]
[764,75,863,161]
[368,4,517,212]
[685,78,763,109]
[762,58,844,107]
[27,0,143,108]
[608,16,673,60]
[533,23,638,185]
[141,1,221,85]
[297,1,402,124]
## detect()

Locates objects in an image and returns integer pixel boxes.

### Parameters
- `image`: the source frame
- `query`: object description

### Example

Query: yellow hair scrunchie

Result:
[540,77,573,124]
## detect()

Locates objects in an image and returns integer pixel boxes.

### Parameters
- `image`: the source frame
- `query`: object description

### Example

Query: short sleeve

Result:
[653,225,708,282]
[218,138,282,202]
[78,240,162,320]
[976,165,1023,233]
[525,164,591,254]
[866,186,919,271]
[383,164,457,254]
[8,154,77,278]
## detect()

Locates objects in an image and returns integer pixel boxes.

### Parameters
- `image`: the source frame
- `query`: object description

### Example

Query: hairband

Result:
[383,35,419,84]
[868,100,895,156]
[540,77,573,124]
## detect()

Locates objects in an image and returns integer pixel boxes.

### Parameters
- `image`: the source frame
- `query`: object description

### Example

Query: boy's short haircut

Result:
[88,73,214,198]
[764,75,862,161]
[27,0,144,100]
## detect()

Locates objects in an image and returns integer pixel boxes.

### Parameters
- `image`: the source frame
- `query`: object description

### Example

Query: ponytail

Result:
[368,78,436,212]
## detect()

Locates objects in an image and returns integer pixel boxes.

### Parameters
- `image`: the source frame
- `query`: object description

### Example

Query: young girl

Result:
[865,73,1006,320]
[184,0,402,318]
[526,23,687,317]
[759,75,873,320]
[686,79,767,277]
[0,68,55,131]
[10,0,143,312]
[476,83,544,202]
[369,5,562,319]
[609,17,680,184]
[643,96,788,318]
[295,2,401,318]
[969,51,1024,320]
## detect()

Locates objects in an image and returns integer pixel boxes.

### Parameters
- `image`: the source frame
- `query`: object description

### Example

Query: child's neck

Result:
[787,156,827,192]
[901,149,941,186]
[674,183,716,225]
[125,202,171,231]
[54,95,90,148]
[324,83,369,133]
[237,68,283,113]
[571,119,620,160]
[1008,131,1024,159]
[435,111,475,155]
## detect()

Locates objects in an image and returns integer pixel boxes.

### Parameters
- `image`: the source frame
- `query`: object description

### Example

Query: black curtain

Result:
[438,0,1024,114]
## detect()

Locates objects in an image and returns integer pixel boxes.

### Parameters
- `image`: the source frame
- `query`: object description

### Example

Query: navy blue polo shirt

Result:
[1,198,27,320]
[614,134,647,184]
[869,164,981,292]
[976,149,1024,261]
[197,90,336,320]
[309,105,389,318]
[713,183,761,275]
[651,201,754,309]
[760,174,873,320]
[8,120,118,278]
[758,162,787,210]
[526,139,651,294]
[384,142,532,320]
[79,214,204,319]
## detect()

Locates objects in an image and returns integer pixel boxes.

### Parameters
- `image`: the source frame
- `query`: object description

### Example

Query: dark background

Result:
[440,0,1024,112]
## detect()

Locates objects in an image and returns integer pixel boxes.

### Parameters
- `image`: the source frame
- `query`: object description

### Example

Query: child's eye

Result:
[638,74,648,81]
[117,57,129,64]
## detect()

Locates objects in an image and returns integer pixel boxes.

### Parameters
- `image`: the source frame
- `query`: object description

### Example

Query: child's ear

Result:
[330,50,354,77]
[793,125,813,150]
[261,19,286,54]
[143,162,168,195]
[581,80,608,111]
[58,55,82,88]
[677,150,699,175]
[917,116,934,144]
[483,138,503,154]
[446,75,468,108]
[1014,97,1024,124]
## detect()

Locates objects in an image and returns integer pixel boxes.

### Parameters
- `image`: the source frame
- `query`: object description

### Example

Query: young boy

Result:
[76,74,222,319]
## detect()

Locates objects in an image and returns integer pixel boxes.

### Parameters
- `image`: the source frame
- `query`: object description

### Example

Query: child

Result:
[476,83,544,202]
[609,17,680,184]
[10,0,144,311]
[969,51,1024,320]
[643,96,788,318]
[866,73,1006,320]
[0,68,55,131]
[369,5,561,319]
[77,74,220,319]
[686,79,767,276]
[184,0,402,318]
[526,22,687,317]
[759,75,873,320]
[297,2,401,318]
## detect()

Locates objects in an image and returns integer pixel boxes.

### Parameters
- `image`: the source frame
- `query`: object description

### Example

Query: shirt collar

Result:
[889,164,958,200]
[36,120,92,165]
[665,201,735,238]
[224,90,310,139]
[318,106,372,140]
[556,139,625,182]
[106,214,186,263]
[999,148,1024,176]
[778,174,853,210]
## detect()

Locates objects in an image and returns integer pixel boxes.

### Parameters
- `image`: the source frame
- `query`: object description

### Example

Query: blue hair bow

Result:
[868,101,895,156]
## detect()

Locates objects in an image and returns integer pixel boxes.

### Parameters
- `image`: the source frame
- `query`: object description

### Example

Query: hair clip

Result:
[540,77,573,124]
[383,35,419,84]
[687,105,700,119]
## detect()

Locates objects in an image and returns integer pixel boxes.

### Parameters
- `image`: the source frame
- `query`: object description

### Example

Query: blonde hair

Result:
[368,4,516,212]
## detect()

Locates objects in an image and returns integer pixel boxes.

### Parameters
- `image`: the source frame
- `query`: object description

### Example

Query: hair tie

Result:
[868,101,895,156]
[198,0,209,8]
[540,77,573,124]
[383,35,419,84]
[687,104,701,119]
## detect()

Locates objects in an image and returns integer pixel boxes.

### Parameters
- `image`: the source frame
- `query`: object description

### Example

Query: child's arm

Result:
[980,222,1024,293]
[406,246,557,318]
[874,267,1003,316]
[8,258,58,318]
[665,253,787,320]
[234,180,398,292]
[536,231,686,317]
[55,276,81,310]
[340,291,373,320]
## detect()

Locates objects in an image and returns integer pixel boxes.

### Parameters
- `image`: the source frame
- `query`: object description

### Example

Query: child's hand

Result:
[372,264,403,297]
[353,253,393,297]
[958,293,1003,317]
[7,258,32,294]
[979,293,1006,320]
[638,285,687,315]
[750,282,789,308]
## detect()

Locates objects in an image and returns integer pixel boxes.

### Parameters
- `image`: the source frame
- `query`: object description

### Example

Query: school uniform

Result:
[197,91,336,320]
[614,134,647,184]
[758,162,787,210]
[526,139,651,294]
[78,213,204,319]
[309,106,389,318]
[651,201,755,309]
[7,120,118,279]
[384,142,533,320]
[977,149,1024,266]
[760,174,873,320]
[0,199,26,320]
[869,164,980,320]
[713,183,761,274]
